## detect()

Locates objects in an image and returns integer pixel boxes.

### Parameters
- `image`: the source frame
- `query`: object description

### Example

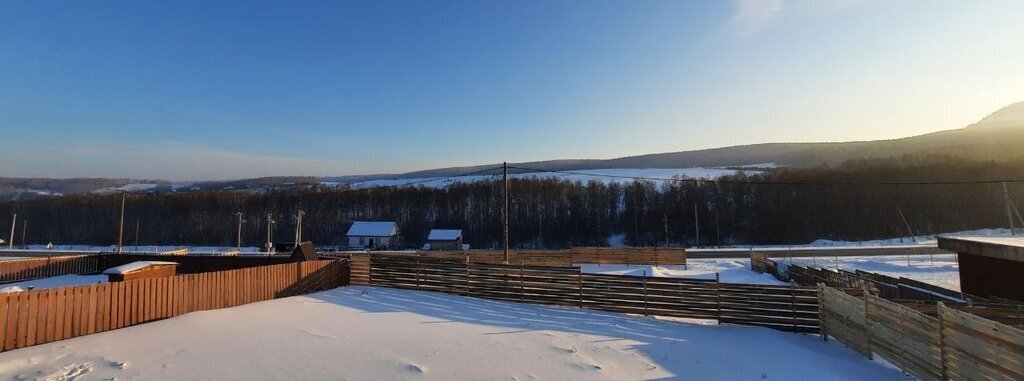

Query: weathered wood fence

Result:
[0,259,346,353]
[355,254,818,333]
[0,256,101,283]
[819,285,1024,380]
[371,246,686,267]
[750,251,993,303]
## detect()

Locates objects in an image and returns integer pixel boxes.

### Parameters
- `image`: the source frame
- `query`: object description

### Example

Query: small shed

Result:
[426,229,464,251]
[103,261,180,282]
[938,236,1024,301]
[346,221,398,249]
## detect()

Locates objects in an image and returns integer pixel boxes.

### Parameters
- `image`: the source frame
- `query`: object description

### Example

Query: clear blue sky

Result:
[2,0,1022,180]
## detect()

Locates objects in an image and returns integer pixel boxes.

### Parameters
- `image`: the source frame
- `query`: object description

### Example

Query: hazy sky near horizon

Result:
[2,0,1023,180]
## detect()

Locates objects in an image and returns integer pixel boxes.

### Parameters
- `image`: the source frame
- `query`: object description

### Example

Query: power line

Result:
[507,166,1024,186]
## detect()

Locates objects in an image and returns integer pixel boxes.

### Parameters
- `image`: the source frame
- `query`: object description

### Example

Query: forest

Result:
[1,155,1022,249]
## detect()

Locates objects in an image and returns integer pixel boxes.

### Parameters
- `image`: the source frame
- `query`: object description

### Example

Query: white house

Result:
[346,221,398,249]
[425,229,466,251]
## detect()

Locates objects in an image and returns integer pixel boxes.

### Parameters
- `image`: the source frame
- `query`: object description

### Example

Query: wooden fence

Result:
[749,251,787,282]
[818,285,1024,380]
[373,246,686,267]
[0,256,100,283]
[360,254,818,333]
[751,252,993,303]
[0,259,346,353]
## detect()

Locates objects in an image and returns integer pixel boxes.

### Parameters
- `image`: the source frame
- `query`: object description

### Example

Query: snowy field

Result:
[0,274,107,293]
[580,259,786,285]
[805,228,1016,248]
[0,286,901,380]
[329,167,762,189]
[584,255,960,290]
[782,254,961,291]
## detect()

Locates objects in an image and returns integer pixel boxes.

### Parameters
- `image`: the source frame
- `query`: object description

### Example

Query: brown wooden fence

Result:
[0,259,346,353]
[361,254,818,333]
[0,256,100,283]
[818,285,1024,380]
[373,246,686,267]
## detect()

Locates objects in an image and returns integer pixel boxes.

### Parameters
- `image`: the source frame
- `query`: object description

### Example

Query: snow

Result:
[0,275,107,292]
[427,229,462,240]
[346,221,397,237]
[92,183,159,194]
[781,254,961,291]
[102,261,179,275]
[946,235,1024,248]
[331,167,762,189]
[805,228,1016,248]
[0,286,902,380]
[606,234,627,247]
[580,259,787,285]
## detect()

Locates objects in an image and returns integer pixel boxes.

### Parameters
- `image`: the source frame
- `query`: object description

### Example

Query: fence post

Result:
[464,255,470,296]
[577,268,583,309]
[638,270,647,317]
[817,283,828,341]
[715,272,722,323]
[936,302,949,381]
[863,293,874,360]
[519,261,524,303]
[790,280,797,332]
[415,253,421,290]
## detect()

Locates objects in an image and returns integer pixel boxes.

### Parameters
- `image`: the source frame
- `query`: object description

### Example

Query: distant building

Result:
[425,229,465,251]
[346,221,398,249]
[938,236,1024,301]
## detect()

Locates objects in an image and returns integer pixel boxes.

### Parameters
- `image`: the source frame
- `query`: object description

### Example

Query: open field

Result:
[0,286,902,380]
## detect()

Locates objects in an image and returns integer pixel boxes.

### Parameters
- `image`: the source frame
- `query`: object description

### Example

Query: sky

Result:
[2,0,1023,181]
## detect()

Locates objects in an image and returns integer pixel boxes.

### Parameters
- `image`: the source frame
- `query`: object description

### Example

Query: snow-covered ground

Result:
[580,259,786,285]
[804,228,1015,248]
[782,254,961,291]
[584,255,960,290]
[0,286,901,380]
[328,167,761,189]
[92,183,160,194]
[0,274,107,293]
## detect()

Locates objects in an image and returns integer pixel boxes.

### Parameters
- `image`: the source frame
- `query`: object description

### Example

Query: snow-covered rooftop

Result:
[427,229,462,241]
[945,236,1024,248]
[346,221,397,237]
[102,261,180,275]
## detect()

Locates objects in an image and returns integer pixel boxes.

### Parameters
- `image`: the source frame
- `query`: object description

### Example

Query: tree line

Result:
[1,155,1022,249]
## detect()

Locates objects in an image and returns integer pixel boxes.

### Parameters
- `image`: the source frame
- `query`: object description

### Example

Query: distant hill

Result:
[5,102,1024,198]
[327,101,1024,182]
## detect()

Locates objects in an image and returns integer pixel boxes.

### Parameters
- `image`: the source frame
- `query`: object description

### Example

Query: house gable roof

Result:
[346,221,398,237]
[428,229,462,241]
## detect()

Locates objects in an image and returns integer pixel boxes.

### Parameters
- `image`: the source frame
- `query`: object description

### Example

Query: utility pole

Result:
[715,208,721,247]
[7,213,15,249]
[117,190,127,254]
[134,219,140,251]
[236,212,245,249]
[663,212,669,247]
[693,203,700,248]
[294,210,304,248]
[1005,182,1016,235]
[503,162,510,263]
[265,213,275,253]
[896,205,916,242]
[21,220,26,250]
